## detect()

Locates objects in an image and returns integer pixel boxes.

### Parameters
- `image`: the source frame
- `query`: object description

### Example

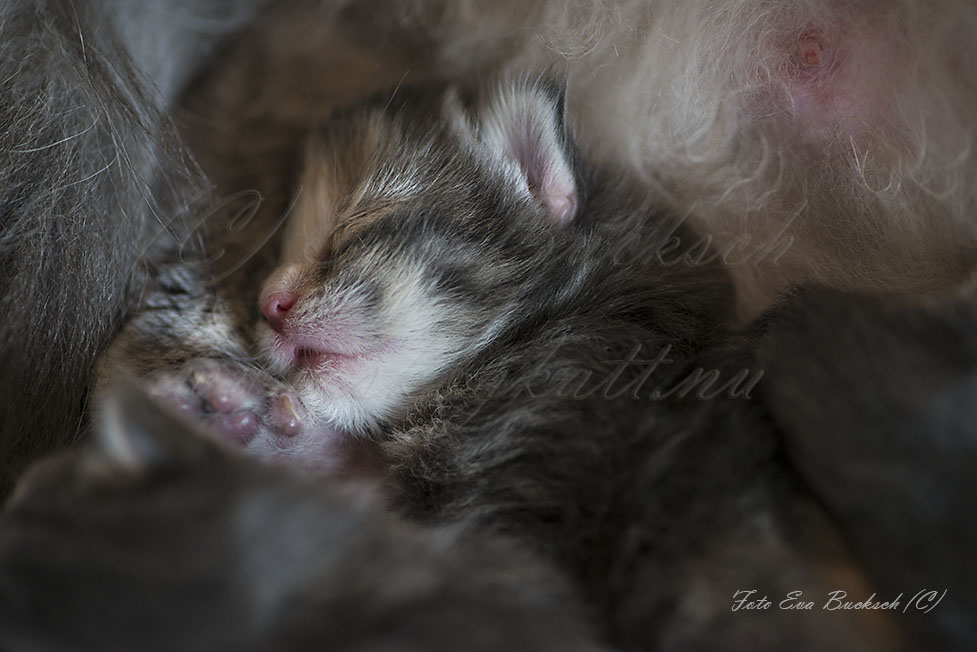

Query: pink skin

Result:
[259,283,381,379]
[259,327,382,414]
[260,289,298,333]
[262,321,376,385]
[148,359,305,446]
[759,15,904,147]
[144,358,368,475]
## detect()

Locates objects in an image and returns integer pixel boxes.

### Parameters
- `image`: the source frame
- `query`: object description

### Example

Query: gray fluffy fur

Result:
[0,0,269,496]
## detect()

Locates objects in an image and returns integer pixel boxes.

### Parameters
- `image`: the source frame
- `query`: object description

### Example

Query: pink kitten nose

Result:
[260,290,298,332]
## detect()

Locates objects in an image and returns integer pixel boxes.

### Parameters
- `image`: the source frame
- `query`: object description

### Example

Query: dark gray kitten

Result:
[0,385,603,652]
[94,80,908,650]
[757,287,977,651]
[0,0,270,498]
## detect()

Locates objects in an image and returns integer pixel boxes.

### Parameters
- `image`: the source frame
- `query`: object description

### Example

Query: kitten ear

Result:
[479,79,579,226]
[92,383,217,473]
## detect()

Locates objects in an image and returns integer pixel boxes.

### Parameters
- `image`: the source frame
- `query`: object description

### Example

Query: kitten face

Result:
[257,81,580,433]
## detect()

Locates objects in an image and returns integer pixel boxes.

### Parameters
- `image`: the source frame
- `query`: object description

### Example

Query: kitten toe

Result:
[269,393,305,437]
[185,360,258,415]
[211,411,260,446]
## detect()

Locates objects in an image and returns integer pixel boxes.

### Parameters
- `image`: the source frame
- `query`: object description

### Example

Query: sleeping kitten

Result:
[97,79,906,650]
[99,78,734,467]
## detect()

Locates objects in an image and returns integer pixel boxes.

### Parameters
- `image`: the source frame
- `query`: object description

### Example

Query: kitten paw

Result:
[145,359,307,447]
[142,358,366,476]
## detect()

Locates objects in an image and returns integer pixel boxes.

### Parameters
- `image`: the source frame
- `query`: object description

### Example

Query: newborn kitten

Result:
[99,80,907,649]
[99,78,733,467]
[0,385,604,652]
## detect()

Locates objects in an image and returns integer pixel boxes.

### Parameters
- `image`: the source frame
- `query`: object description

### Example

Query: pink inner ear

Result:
[511,130,578,227]
[539,167,578,227]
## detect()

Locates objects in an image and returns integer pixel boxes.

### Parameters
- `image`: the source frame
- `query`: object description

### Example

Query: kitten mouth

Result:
[261,321,375,373]
[269,341,363,373]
